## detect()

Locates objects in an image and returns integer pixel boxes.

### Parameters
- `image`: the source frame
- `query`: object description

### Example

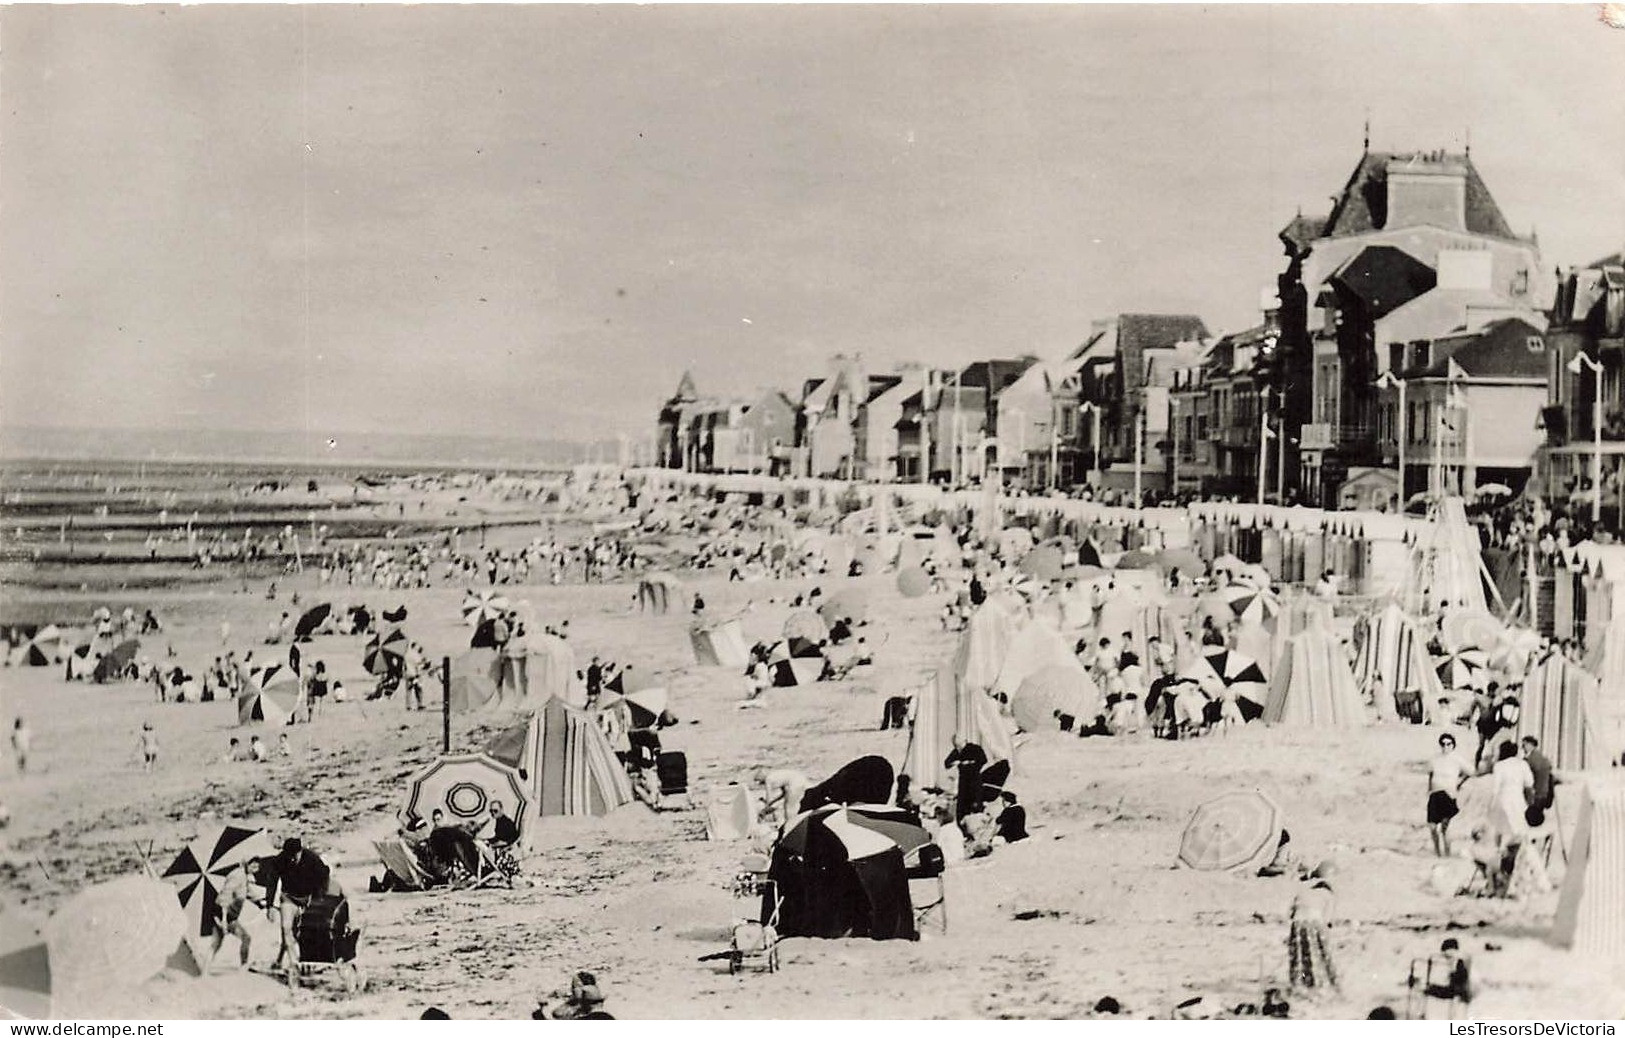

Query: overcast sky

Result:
[2,4,1621,444]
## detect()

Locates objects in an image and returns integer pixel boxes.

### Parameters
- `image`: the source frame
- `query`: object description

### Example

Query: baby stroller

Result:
[294,894,364,993]
[728,880,781,974]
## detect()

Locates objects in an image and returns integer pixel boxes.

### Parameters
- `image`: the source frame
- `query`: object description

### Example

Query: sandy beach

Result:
[2,477,1620,1021]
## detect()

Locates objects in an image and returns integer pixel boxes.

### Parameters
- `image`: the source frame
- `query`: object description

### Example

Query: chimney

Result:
[1384,153,1467,232]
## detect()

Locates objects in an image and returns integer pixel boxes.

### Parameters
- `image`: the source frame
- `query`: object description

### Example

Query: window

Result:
[1389,343,1404,372]
[1525,336,1544,353]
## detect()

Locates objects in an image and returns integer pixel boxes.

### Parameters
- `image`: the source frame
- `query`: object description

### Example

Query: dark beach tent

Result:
[767,804,922,942]
[382,605,409,625]
[798,755,895,813]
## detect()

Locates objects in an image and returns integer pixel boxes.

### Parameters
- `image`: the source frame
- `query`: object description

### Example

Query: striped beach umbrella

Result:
[404,753,530,834]
[1435,647,1491,691]
[160,825,276,937]
[364,626,408,676]
[460,590,510,627]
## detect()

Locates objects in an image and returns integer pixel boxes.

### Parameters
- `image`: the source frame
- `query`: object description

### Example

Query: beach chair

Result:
[651,751,693,811]
[728,881,781,974]
[373,839,433,892]
[907,842,948,935]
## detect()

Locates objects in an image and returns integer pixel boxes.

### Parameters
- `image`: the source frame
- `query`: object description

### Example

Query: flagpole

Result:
[441,656,451,753]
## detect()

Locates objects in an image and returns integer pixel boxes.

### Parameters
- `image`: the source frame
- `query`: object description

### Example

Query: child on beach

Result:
[137,722,159,771]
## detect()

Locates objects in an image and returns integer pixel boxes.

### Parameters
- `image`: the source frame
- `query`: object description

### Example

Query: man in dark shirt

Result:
[1520,736,1556,826]
[585,657,605,705]
[264,838,332,980]
[944,737,988,821]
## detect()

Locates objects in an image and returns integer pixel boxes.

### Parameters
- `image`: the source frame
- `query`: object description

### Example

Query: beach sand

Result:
[2,548,1621,1020]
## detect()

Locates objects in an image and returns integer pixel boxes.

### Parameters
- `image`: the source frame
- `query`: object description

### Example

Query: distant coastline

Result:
[0,424,603,471]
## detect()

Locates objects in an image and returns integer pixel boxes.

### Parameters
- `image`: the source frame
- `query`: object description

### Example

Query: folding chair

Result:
[728,880,781,974]
[373,839,433,891]
[906,843,947,935]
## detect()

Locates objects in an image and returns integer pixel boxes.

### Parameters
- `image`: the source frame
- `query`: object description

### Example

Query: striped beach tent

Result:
[1352,603,1443,721]
[485,696,633,823]
[953,599,1021,694]
[902,667,1014,791]
[1262,629,1368,727]
[1518,655,1605,771]
[1551,778,1625,963]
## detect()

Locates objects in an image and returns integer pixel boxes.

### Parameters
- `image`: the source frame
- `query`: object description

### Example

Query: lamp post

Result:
[1568,352,1604,526]
[1376,372,1407,507]
[1081,402,1103,489]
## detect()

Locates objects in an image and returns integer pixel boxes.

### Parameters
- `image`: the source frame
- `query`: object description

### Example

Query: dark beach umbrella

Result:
[293,603,332,641]
[94,639,139,682]
[382,605,409,624]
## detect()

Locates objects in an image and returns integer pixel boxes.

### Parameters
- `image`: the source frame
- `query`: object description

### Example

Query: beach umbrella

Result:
[896,567,931,598]
[1440,609,1504,654]
[1115,549,1157,570]
[447,648,500,711]
[1435,647,1491,691]
[460,590,510,628]
[1011,663,1102,732]
[45,877,186,998]
[602,686,668,730]
[1178,790,1283,872]
[381,605,408,624]
[0,898,52,1018]
[1219,585,1280,627]
[23,625,64,667]
[1183,648,1268,720]
[160,825,276,938]
[403,753,529,834]
[767,641,825,686]
[817,587,872,624]
[1475,483,1513,498]
[236,664,297,725]
[778,803,932,861]
[292,603,332,641]
[93,638,140,682]
[784,610,830,643]
[1017,544,1064,582]
[364,626,408,676]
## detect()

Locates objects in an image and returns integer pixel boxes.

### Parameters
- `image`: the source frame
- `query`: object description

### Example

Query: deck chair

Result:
[373,839,434,891]
[906,842,947,935]
[652,751,693,811]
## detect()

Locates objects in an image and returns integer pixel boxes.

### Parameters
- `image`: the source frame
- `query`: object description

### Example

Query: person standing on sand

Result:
[11,718,32,774]
[136,722,159,771]
[1427,733,1471,857]
[945,736,989,822]
[503,617,530,699]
